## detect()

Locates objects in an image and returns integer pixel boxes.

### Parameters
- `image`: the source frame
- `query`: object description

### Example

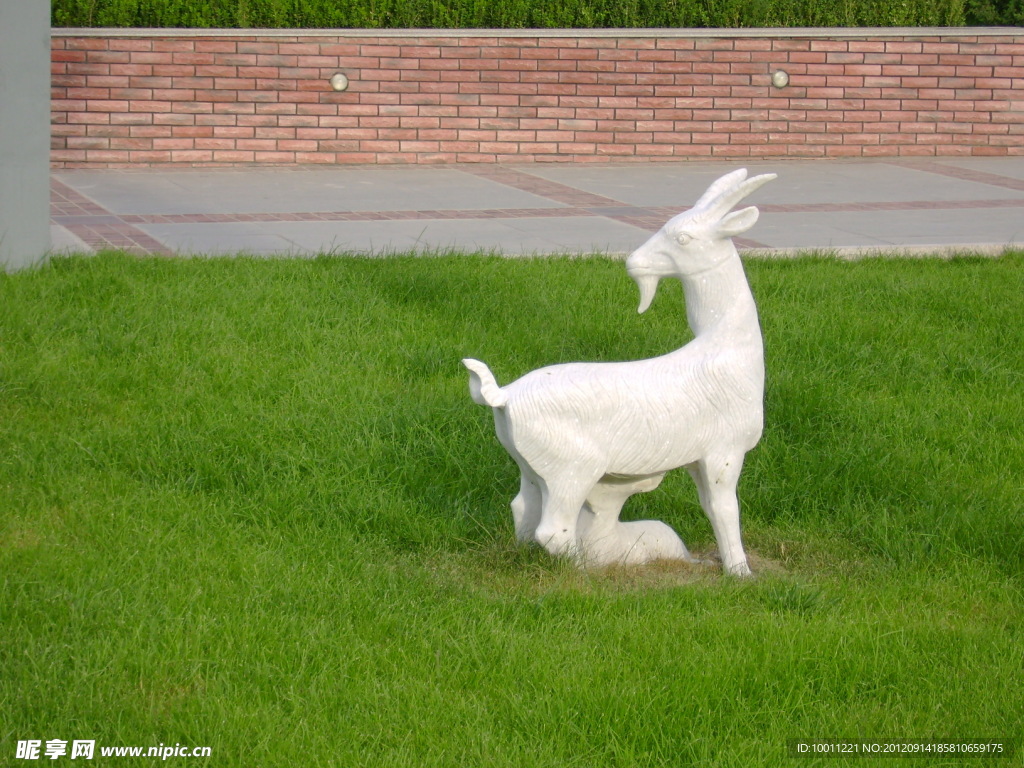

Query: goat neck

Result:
[679,246,761,341]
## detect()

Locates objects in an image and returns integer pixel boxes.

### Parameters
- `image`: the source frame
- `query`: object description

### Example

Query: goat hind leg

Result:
[510,472,542,543]
[534,478,595,559]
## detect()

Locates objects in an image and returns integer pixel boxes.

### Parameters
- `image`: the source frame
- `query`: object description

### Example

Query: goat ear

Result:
[715,206,760,237]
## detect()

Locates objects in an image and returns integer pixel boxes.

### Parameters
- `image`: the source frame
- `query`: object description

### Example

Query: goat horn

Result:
[702,173,777,221]
[691,168,749,212]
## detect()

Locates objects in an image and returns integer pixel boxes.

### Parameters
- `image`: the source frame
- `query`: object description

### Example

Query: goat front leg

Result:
[688,456,753,577]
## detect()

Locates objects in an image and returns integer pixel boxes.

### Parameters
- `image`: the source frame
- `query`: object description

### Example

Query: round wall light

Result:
[771,70,790,89]
[329,73,350,92]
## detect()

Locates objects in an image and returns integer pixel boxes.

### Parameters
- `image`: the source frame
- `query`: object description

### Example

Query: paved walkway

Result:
[51,157,1024,258]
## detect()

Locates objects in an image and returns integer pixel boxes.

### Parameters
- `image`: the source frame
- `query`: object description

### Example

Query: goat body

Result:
[468,345,761,478]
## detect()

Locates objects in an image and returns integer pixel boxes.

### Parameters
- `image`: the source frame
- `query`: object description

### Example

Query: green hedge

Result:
[966,0,1024,23]
[55,0,1020,30]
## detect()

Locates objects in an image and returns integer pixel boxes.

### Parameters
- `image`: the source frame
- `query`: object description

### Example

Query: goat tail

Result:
[462,358,509,408]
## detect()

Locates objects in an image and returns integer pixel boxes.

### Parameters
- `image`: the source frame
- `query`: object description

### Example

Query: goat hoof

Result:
[725,562,754,578]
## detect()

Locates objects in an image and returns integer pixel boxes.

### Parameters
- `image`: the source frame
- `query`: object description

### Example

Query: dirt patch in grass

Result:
[435,540,788,598]
[581,549,788,589]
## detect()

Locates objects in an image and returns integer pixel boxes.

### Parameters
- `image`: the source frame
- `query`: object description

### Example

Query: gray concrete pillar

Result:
[0,1,51,273]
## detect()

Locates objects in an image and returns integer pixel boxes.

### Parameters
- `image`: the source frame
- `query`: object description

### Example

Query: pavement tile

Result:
[51,158,1024,257]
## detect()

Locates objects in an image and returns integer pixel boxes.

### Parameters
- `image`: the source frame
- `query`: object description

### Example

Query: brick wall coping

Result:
[52,26,1022,39]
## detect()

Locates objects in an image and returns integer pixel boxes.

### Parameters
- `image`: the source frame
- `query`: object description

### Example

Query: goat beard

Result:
[634,273,660,314]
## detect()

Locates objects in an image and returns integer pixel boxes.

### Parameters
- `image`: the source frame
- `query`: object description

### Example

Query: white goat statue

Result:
[463,168,775,576]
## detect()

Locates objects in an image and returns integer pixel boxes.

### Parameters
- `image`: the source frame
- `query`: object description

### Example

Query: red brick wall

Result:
[51,29,1024,167]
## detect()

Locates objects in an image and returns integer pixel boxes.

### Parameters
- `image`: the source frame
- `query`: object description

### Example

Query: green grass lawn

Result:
[2,252,1022,767]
